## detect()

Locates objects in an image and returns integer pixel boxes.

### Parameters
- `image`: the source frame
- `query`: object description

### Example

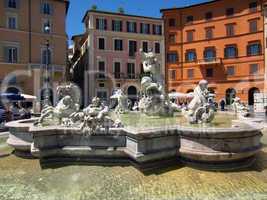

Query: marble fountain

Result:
[5,50,263,171]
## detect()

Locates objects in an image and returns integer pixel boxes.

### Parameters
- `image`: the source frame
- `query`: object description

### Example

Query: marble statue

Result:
[37,84,123,134]
[110,89,129,114]
[37,83,81,126]
[139,49,174,116]
[183,80,215,124]
[232,97,250,118]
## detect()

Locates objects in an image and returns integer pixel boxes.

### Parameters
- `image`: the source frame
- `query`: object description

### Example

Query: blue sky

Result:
[67,0,211,44]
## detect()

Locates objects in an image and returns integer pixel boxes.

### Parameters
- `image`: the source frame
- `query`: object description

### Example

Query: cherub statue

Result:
[110,89,128,114]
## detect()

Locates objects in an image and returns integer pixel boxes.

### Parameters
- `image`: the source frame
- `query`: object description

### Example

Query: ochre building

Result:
[0,0,69,102]
[162,0,267,105]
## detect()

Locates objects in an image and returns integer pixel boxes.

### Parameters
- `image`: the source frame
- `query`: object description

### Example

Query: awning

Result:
[21,94,37,101]
[0,93,25,101]
[168,92,194,99]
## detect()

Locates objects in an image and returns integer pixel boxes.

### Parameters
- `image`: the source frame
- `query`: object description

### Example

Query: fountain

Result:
[5,50,263,171]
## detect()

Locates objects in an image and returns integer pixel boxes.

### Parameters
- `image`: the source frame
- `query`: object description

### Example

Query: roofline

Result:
[55,0,69,14]
[160,0,221,13]
[71,33,85,40]
[82,9,162,23]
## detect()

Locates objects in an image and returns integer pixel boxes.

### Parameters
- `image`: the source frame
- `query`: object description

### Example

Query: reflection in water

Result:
[117,112,237,130]
[0,130,267,200]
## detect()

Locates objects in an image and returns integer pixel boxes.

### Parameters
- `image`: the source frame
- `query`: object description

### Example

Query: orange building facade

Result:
[0,0,69,103]
[162,0,267,105]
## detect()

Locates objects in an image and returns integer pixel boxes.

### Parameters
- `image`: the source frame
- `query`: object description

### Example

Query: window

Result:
[8,16,17,29]
[170,70,176,80]
[186,15,193,23]
[185,50,196,62]
[249,19,258,33]
[227,66,235,76]
[169,18,176,27]
[114,39,123,51]
[140,23,150,34]
[167,52,178,63]
[112,20,122,32]
[250,64,259,74]
[205,27,213,39]
[226,8,234,16]
[153,25,162,35]
[42,49,51,65]
[96,91,107,101]
[114,62,121,79]
[169,34,176,43]
[116,83,121,88]
[142,41,148,53]
[5,47,18,63]
[247,42,261,56]
[99,83,105,88]
[206,68,213,77]
[187,30,194,42]
[204,47,216,61]
[224,45,238,58]
[129,40,137,57]
[98,38,105,50]
[42,3,52,15]
[98,61,105,78]
[155,42,160,54]
[7,0,17,8]
[43,20,51,33]
[249,2,257,12]
[226,24,235,36]
[127,63,135,79]
[127,21,137,33]
[96,18,107,30]
[205,12,213,20]
[187,69,194,79]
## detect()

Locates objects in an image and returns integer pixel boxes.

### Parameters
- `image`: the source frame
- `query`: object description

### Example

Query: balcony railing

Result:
[113,72,124,79]
[95,73,107,80]
[197,57,222,65]
[128,51,136,58]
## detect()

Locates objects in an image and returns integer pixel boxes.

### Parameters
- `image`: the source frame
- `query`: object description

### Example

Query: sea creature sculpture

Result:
[183,80,215,124]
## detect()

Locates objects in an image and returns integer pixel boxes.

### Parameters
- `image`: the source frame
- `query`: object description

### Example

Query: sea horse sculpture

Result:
[183,80,215,124]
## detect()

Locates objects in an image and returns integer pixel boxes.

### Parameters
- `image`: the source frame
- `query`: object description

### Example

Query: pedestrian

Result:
[220,99,226,111]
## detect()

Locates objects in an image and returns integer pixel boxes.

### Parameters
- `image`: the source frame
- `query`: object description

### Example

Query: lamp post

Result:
[42,24,52,107]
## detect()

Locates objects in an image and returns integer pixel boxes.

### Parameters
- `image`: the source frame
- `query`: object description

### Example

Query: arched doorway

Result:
[248,87,260,106]
[127,86,137,105]
[225,88,236,105]
[186,89,193,93]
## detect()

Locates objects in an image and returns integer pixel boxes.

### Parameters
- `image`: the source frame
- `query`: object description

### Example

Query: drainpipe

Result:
[180,11,184,83]
[28,0,32,63]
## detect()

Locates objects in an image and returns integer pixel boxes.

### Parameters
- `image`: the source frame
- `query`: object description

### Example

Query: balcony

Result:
[197,58,222,65]
[95,73,107,80]
[113,72,124,79]
[127,73,139,80]
[128,51,136,59]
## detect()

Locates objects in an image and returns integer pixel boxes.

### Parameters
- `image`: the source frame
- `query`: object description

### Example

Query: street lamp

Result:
[42,24,52,108]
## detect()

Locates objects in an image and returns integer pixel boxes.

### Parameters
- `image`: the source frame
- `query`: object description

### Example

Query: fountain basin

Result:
[5,114,263,171]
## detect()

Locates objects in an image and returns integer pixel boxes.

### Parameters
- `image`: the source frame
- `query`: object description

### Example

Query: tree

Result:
[118,7,124,14]
[91,5,97,10]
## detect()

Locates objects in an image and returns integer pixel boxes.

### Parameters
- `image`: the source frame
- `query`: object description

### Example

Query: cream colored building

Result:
[0,0,69,104]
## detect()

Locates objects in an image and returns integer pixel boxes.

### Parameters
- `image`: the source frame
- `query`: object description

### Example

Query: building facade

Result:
[71,10,164,106]
[0,0,69,103]
[162,0,266,105]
